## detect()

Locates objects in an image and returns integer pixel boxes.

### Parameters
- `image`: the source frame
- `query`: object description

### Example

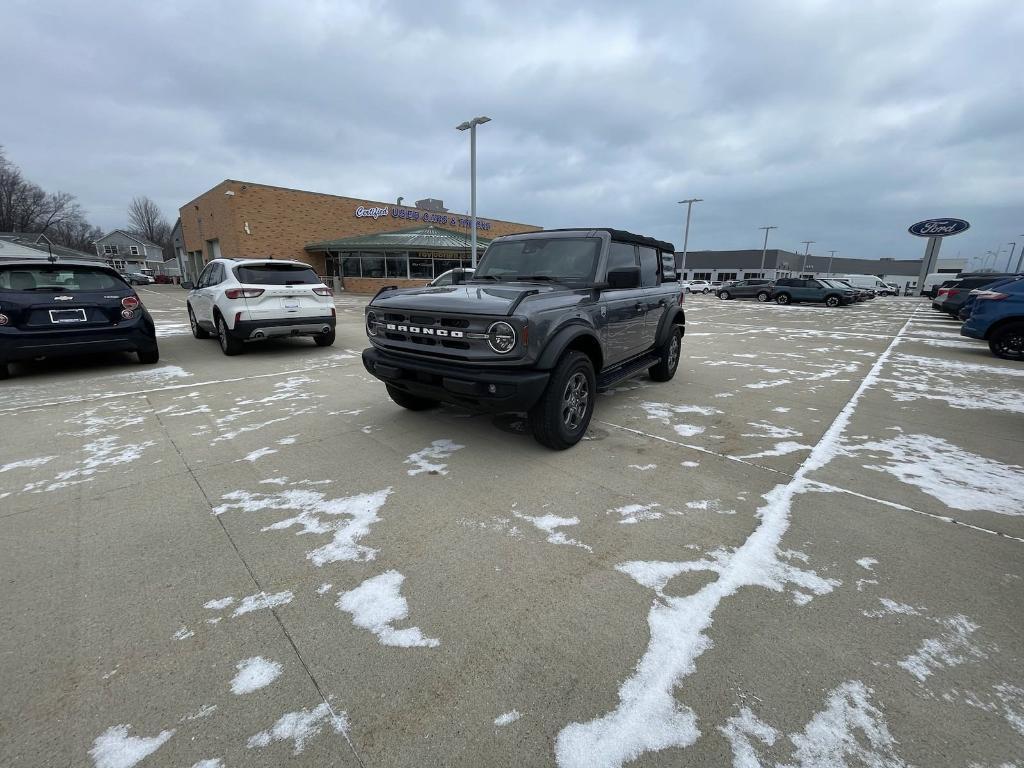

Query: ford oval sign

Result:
[908,218,970,237]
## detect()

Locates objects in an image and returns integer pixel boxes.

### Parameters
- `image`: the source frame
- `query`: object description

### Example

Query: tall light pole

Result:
[1017,235,1024,272]
[456,115,491,268]
[677,198,702,278]
[800,240,815,274]
[1007,242,1017,272]
[758,225,777,274]
[827,250,837,276]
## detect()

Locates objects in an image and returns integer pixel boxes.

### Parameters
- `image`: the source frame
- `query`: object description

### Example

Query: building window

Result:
[743,272,764,279]
[129,246,140,256]
[111,258,126,270]
[717,272,738,281]
[103,244,119,255]
[385,256,408,279]
[693,272,713,280]
[409,258,434,279]
[361,255,385,278]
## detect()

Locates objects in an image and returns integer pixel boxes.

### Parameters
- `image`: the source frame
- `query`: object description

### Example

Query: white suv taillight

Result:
[313,287,333,296]
[224,288,265,299]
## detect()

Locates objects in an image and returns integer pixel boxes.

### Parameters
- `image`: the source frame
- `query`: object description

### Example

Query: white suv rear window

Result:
[235,264,320,285]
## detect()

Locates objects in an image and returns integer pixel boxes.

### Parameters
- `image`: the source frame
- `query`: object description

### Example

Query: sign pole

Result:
[914,236,942,296]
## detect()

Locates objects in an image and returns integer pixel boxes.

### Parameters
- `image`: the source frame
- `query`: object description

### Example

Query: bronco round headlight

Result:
[366,311,378,337]
[487,321,516,354]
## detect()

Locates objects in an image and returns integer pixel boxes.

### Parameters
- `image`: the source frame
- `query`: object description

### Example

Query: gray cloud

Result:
[4,0,1022,268]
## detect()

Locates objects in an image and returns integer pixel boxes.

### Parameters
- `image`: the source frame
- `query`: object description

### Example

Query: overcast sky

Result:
[5,0,1023,267]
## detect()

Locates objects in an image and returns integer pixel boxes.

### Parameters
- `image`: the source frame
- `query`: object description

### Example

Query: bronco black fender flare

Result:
[536,323,603,371]
[655,307,686,347]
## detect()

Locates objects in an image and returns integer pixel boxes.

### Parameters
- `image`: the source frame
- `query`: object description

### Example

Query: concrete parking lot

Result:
[1,286,1022,768]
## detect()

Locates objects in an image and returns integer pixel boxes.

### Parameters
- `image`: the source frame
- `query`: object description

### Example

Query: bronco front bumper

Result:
[362,347,549,412]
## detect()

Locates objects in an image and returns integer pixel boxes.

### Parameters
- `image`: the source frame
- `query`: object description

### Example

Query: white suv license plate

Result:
[281,298,300,310]
[49,308,88,323]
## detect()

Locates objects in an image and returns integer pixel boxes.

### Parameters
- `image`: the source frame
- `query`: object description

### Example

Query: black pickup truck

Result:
[362,228,685,449]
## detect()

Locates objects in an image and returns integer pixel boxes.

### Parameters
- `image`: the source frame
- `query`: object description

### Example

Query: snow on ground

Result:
[735,441,812,460]
[203,597,234,610]
[898,614,988,683]
[232,591,294,617]
[231,656,283,694]
[611,503,663,524]
[0,455,55,473]
[495,710,522,726]
[172,626,193,640]
[404,439,465,476]
[247,702,349,755]
[89,724,175,768]
[845,433,1024,516]
[19,436,155,494]
[214,484,393,566]
[719,680,906,767]
[337,571,440,648]
[239,447,277,462]
[515,513,592,551]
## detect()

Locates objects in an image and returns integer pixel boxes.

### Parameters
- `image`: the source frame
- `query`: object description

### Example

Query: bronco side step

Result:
[596,353,660,392]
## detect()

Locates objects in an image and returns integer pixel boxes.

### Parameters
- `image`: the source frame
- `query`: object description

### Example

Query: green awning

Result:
[306,225,492,253]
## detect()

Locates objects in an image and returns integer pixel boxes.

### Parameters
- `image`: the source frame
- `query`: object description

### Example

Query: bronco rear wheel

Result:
[649,327,682,382]
[528,351,595,450]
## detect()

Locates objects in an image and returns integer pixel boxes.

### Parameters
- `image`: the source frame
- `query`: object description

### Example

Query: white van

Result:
[838,274,895,295]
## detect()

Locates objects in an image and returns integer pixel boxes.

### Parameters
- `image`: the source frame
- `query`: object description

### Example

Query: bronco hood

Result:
[368,283,567,316]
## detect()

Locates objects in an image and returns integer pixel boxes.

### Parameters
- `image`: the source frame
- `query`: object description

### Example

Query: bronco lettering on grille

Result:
[385,322,463,338]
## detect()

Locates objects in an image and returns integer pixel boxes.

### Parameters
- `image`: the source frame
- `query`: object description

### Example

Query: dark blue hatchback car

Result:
[961,276,1024,360]
[0,261,159,379]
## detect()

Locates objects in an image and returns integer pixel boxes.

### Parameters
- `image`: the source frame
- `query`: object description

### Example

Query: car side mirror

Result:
[606,266,641,289]
[181,281,194,290]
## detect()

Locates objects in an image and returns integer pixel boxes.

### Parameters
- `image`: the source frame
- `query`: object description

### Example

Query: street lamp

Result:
[801,240,815,274]
[827,250,837,276]
[758,225,777,274]
[1007,242,1017,272]
[677,198,702,278]
[456,115,491,268]
[1017,235,1024,272]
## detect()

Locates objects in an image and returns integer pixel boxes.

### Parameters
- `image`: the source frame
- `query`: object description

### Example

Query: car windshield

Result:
[474,238,599,283]
[0,265,123,292]
[235,263,320,285]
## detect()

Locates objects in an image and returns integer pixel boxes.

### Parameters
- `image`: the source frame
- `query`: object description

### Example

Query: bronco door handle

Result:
[635,303,645,313]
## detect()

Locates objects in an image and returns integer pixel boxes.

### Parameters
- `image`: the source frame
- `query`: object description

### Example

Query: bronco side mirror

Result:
[606,266,641,290]
[181,281,194,290]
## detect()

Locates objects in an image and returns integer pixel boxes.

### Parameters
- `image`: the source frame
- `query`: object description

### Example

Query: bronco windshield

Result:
[474,238,600,283]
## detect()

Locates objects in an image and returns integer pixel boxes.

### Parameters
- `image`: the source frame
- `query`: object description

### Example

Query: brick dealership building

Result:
[178,180,539,292]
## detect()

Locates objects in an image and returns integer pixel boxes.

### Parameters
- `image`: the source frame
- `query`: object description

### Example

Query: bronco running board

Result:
[597,353,660,392]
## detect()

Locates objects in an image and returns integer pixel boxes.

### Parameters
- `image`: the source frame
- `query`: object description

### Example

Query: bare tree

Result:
[127,196,169,243]
[50,218,104,254]
[0,147,87,235]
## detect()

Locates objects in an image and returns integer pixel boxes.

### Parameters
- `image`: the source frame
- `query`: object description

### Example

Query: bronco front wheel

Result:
[528,351,596,450]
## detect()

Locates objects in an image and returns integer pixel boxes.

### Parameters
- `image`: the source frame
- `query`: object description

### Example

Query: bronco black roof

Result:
[506,228,675,253]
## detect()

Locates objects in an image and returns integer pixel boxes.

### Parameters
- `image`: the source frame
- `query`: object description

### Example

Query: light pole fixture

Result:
[758,225,777,273]
[456,115,491,268]
[801,240,815,273]
[827,250,837,276]
[677,198,702,278]
[1017,235,1024,272]
[1007,242,1017,272]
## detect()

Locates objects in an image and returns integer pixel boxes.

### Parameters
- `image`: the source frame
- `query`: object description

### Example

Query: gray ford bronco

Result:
[362,228,685,449]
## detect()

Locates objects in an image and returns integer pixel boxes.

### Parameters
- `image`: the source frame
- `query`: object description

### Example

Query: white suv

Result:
[185,259,336,355]
[684,280,712,294]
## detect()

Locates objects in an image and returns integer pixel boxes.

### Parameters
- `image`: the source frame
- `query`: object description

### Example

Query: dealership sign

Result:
[354,205,492,231]
[908,218,970,237]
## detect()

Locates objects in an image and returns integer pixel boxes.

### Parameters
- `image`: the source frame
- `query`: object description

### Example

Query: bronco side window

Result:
[607,241,637,274]
[638,246,658,287]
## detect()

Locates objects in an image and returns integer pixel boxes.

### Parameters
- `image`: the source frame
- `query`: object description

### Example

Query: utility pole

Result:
[1007,242,1017,272]
[677,198,702,278]
[827,250,837,276]
[758,225,777,274]
[1017,235,1024,272]
[801,240,815,274]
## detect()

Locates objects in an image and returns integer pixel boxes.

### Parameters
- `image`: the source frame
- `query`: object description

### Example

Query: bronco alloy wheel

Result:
[649,327,682,382]
[528,351,596,450]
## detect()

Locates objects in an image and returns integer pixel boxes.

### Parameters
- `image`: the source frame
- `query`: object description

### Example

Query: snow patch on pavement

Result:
[898,614,988,683]
[0,455,56,473]
[612,503,662,524]
[232,590,294,617]
[214,485,393,566]
[846,433,1024,516]
[247,702,348,755]
[172,626,193,640]
[336,570,439,648]
[856,557,878,571]
[231,656,283,694]
[495,710,522,726]
[203,596,234,610]
[89,724,175,768]
[239,447,277,462]
[516,513,592,551]
[405,439,465,476]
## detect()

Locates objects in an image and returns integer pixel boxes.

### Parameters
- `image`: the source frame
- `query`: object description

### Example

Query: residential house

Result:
[94,230,166,274]
[0,232,101,262]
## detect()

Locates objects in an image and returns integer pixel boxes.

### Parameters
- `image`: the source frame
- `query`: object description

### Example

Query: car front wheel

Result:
[989,322,1024,361]
[718,291,730,300]
[756,292,770,302]
[825,295,840,307]
[776,293,791,305]
[528,351,596,450]
[217,315,244,356]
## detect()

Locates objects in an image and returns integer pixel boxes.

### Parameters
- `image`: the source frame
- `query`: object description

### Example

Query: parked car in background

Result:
[772,277,854,306]
[885,283,901,296]
[961,276,1024,360]
[684,279,712,294]
[936,274,1022,318]
[0,261,159,379]
[829,279,874,301]
[837,274,892,295]
[184,258,336,355]
[932,280,961,310]
[922,272,959,298]
[125,272,155,285]
[429,267,474,287]
[717,278,773,301]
